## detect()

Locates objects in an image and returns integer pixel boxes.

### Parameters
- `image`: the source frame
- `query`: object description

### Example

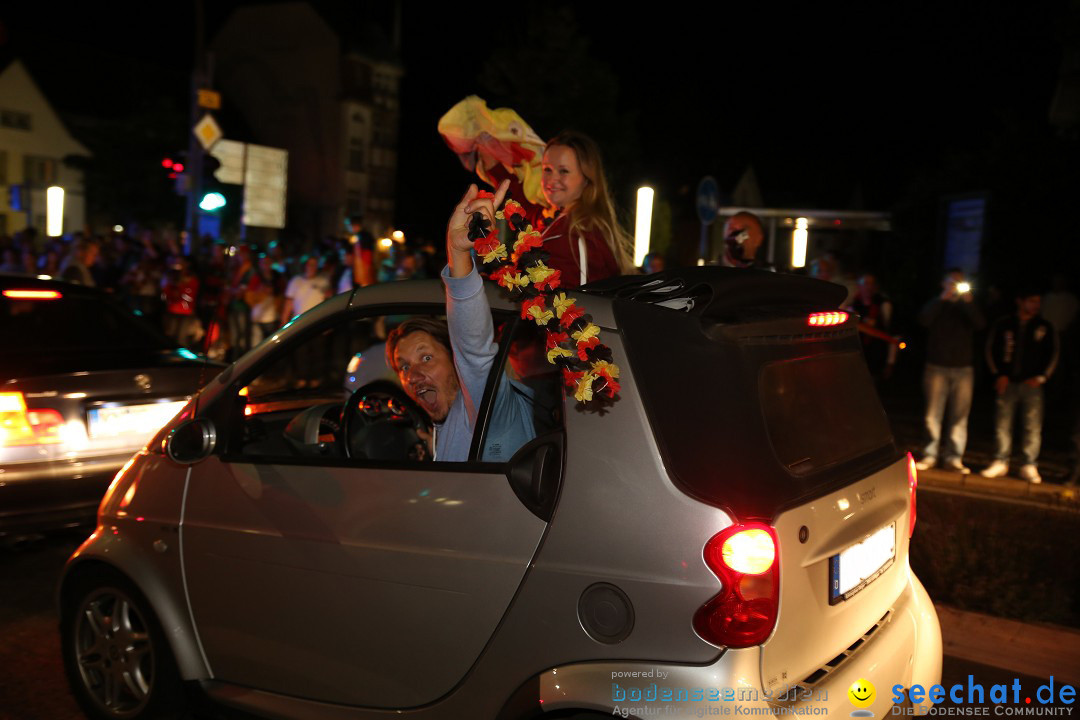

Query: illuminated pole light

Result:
[634,186,654,267]
[113,225,124,233]
[391,230,405,243]
[792,217,809,269]
[378,238,393,249]
[46,186,65,237]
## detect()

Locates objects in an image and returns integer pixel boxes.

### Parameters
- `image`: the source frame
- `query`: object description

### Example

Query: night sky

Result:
[0,1,1070,255]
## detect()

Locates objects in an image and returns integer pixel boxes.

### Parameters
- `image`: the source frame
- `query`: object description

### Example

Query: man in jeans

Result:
[917,269,985,473]
[981,287,1060,483]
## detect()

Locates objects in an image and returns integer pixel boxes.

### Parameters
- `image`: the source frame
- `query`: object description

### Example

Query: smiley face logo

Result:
[848,678,876,710]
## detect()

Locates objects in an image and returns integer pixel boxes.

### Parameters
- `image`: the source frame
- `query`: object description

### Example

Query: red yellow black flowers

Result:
[467,189,620,408]
[503,199,527,227]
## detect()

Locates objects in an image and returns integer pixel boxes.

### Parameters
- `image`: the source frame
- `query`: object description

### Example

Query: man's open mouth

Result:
[415,387,437,410]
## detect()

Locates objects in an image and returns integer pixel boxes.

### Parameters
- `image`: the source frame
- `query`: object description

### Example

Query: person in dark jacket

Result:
[917,269,985,473]
[981,287,1060,483]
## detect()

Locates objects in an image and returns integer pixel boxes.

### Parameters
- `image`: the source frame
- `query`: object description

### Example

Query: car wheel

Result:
[61,569,187,720]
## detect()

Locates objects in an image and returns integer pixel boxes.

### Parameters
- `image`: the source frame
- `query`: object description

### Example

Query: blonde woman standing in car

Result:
[483,130,634,288]
[530,130,634,287]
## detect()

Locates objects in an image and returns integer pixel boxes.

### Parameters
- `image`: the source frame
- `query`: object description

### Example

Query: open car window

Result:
[226,314,396,462]
[219,307,535,467]
[474,319,564,463]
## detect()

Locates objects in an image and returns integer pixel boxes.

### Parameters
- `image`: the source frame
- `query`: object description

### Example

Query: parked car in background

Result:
[0,274,221,536]
[58,268,941,720]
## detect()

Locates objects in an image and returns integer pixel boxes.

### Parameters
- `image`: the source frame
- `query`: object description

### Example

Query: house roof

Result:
[0,59,92,158]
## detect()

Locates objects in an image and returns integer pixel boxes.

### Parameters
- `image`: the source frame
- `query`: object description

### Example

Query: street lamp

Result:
[634,186,654,267]
[46,186,64,237]
[792,217,808,269]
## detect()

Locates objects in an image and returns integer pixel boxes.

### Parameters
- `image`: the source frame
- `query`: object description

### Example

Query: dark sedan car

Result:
[0,274,222,535]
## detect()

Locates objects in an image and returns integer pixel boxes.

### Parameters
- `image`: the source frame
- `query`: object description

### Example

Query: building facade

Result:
[341,52,403,235]
[210,2,402,246]
[0,60,90,244]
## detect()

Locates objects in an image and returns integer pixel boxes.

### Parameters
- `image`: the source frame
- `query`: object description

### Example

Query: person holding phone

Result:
[916,268,985,473]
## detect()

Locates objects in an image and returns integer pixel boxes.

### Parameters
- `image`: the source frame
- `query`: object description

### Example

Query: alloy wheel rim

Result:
[73,587,155,717]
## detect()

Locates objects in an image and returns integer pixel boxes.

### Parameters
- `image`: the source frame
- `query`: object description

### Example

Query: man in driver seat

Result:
[385,180,536,462]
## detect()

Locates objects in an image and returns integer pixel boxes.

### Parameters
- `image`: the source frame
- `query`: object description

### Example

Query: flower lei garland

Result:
[468,192,620,406]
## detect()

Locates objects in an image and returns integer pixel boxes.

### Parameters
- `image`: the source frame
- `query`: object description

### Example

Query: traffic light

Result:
[199,191,226,212]
[198,155,226,213]
[164,153,190,196]
[161,155,185,179]
[202,154,221,184]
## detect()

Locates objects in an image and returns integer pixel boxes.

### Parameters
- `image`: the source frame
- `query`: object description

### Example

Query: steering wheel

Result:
[341,380,433,461]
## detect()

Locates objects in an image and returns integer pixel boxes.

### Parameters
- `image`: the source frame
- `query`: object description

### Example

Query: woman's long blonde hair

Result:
[547,130,635,274]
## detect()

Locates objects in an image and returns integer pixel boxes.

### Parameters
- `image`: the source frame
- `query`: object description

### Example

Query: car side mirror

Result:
[166,418,217,464]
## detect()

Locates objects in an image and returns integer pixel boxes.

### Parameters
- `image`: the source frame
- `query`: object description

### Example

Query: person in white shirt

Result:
[281,255,331,325]
[281,254,332,388]
[249,255,284,346]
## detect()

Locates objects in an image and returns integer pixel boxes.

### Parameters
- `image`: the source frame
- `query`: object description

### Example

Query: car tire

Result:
[60,567,188,720]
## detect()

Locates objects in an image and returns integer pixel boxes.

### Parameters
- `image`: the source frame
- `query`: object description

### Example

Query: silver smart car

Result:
[58,267,941,720]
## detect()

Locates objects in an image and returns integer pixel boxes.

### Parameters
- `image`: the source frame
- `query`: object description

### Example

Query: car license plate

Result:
[87,401,187,439]
[829,522,895,604]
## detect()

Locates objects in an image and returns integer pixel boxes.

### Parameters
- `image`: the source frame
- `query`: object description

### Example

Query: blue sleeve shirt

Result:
[436,264,535,462]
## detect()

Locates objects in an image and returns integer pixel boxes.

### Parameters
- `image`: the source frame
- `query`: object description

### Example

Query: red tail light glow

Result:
[907,452,918,537]
[3,289,62,300]
[807,311,848,327]
[721,528,775,574]
[0,393,63,447]
[694,523,780,648]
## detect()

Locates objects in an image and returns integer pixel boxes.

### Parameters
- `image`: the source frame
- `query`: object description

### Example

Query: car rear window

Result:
[615,299,897,519]
[0,294,173,353]
[760,351,893,476]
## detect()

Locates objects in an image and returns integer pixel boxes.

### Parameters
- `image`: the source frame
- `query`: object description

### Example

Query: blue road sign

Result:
[696,176,720,225]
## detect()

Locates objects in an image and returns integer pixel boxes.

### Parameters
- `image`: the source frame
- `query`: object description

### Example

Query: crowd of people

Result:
[0,221,444,361]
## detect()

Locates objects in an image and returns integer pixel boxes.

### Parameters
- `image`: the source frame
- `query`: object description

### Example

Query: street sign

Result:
[243,144,288,229]
[197,89,221,110]
[696,176,720,225]
[209,139,245,185]
[193,114,223,151]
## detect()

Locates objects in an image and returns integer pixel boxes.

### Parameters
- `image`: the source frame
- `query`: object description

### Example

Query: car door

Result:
[179,306,555,708]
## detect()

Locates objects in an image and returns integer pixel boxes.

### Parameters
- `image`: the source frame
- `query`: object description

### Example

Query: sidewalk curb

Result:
[936,604,1080,686]
[919,468,1080,513]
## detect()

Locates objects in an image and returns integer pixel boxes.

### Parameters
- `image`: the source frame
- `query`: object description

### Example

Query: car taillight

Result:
[2,289,62,299]
[694,522,780,648]
[0,392,64,447]
[907,452,918,537]
[807,311,848,326]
